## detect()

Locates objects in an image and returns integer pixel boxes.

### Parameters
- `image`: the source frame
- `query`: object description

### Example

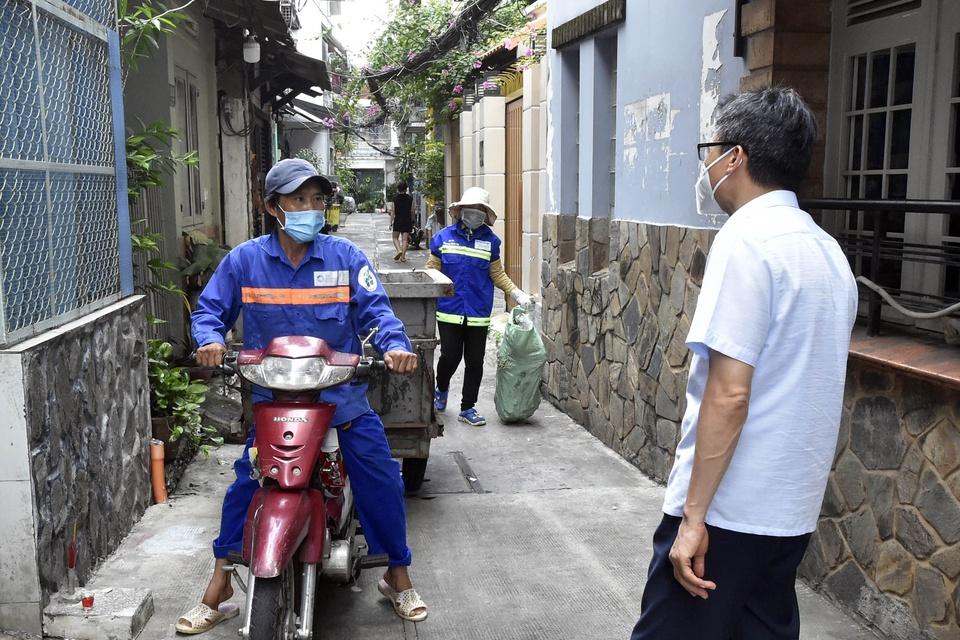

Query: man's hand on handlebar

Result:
[384,350,418,374]
[196,342,227,368]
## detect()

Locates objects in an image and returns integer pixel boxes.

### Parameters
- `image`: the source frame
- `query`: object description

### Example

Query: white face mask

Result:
[460,207,486,231]
[695,146,738,218]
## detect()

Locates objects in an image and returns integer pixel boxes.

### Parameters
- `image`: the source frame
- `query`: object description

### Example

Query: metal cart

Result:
[365,268,453,491]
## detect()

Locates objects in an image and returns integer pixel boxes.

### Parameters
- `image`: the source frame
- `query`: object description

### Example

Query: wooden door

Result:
[505,98,523,288]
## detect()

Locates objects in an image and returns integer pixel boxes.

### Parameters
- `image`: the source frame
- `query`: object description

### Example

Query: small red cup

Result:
[81,593,94,610]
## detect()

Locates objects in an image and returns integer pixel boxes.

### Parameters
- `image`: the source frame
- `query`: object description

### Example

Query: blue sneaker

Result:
[434,387,448,412]
[458,407,487,426]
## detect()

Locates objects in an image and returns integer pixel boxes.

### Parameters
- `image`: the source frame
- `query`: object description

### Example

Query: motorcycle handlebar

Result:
[190,352,385,378]
[356,359,386,378]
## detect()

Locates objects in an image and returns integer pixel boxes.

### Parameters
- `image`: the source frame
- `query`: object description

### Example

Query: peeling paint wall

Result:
[547,0,745,228]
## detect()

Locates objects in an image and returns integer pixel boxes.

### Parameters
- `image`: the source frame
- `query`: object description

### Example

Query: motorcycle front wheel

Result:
[248,568,297,640]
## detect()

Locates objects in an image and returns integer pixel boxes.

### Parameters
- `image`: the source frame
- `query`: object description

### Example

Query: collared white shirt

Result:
[662,190,858,536]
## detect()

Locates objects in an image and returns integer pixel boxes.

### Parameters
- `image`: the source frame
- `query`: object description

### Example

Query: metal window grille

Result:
[0,0,130,346]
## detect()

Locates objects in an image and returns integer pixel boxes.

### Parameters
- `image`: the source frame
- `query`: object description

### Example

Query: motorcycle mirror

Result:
[359,327,379,351]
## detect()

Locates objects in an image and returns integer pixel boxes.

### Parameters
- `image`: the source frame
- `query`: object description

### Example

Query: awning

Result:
[254,45,332,110]
[202,0,293,46]
[205,1,332,110]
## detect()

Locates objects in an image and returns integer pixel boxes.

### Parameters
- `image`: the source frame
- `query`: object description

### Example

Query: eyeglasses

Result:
[697,141,740,162]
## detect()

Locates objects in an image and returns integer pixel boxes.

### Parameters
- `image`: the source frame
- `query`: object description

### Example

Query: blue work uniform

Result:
[430,223,501,327]
[191,230,413,566]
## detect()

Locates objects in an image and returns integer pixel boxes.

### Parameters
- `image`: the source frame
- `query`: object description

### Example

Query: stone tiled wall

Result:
[540,213,713,482]
[540,213,960,638]
[800,362,960,639]
[26,299,151,598]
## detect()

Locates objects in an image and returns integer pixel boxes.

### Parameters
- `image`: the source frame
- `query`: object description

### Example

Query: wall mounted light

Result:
[243,33,260,64]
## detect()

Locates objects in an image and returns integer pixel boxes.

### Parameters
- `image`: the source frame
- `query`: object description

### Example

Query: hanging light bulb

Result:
[243,33,260,64]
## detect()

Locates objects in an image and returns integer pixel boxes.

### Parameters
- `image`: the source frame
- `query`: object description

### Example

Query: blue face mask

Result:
[278,207,325,244]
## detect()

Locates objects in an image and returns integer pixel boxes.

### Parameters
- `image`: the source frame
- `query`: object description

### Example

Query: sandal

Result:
[378,578,428,622]
[175,602,239,635]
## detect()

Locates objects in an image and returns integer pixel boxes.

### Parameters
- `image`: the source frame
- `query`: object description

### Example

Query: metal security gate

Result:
[505,98,523,287]
[0,0,131,345]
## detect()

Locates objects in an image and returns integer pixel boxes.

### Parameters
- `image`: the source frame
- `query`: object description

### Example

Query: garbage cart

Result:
[365,268,453,492]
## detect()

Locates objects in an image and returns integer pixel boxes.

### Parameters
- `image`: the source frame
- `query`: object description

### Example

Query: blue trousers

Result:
[212,410,412,567]
[630,515,811,640]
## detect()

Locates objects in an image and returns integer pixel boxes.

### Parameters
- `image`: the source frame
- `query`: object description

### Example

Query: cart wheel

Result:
[402,457,428,493]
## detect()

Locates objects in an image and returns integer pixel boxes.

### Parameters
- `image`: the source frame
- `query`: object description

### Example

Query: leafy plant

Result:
[180,230,230,297]
[148,339,222,456]
[127,120,199,200]
[295,148,324,174]
[131,219,191,314]
[118,0,188,82]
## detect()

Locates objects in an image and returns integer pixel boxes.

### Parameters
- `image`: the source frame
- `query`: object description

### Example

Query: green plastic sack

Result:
[494,306,547,422]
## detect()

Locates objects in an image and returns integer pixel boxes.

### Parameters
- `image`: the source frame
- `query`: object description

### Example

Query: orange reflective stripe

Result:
[241,287,350,305]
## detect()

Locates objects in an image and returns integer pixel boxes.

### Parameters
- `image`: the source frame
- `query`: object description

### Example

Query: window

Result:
[942,34,960,299]
[559,48,580,214]
[840,45,914,289]
[174,67,202,222]
[826,0,960,329]
[607,39,617,216]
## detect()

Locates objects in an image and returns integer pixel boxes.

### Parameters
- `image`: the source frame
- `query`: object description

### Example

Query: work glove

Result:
[512,289,532,307]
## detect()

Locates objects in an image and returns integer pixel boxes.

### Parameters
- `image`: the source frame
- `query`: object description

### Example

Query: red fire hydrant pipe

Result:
[150,439,168,504]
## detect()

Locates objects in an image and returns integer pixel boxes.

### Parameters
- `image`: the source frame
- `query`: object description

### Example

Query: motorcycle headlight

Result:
[238,356,355,391]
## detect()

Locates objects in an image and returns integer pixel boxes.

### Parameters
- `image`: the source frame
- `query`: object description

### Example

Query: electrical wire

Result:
[857,276,960,319]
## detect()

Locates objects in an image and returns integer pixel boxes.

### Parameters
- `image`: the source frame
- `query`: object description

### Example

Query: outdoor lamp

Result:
[243,34,260,64]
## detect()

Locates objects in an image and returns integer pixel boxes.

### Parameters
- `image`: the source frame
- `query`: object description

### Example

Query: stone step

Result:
[42,588,153,640]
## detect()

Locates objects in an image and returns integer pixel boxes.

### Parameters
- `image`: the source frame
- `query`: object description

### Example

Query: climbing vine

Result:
[326,0,544,204]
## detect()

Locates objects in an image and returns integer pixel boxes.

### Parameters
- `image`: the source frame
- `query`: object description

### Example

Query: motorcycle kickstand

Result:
[223,564,247,594]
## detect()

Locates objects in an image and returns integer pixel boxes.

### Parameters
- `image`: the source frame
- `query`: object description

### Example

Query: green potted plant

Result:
[148,338,223,460]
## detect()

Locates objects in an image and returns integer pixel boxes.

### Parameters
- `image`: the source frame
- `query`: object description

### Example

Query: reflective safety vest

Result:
[430,223,501,327]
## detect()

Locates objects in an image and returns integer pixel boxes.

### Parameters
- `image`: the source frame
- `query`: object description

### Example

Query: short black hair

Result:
[397,182,408,193]
[715,87,818,192]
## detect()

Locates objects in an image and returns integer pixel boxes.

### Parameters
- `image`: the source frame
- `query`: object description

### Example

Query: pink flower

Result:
[366,104,381,116]
[452,84,463,95]
[448,101,457,110]
[482,79,496,91]
[321,117,335,129]
[472,60,482,69]
[520,46,533,57]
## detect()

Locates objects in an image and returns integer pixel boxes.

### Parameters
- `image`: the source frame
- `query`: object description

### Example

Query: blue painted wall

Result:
[547,0,745,228]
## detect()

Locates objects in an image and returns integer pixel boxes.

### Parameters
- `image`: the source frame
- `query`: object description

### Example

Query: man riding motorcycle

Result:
[175,158,428,634]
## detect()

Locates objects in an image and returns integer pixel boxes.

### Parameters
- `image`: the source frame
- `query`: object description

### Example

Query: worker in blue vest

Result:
[176,159,427,634]
[426,187,531,426]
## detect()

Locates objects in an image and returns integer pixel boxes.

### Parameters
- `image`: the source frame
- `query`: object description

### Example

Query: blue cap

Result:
[264,159,332,199]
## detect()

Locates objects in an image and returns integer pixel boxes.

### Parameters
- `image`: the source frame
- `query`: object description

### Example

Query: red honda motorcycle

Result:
[221,331,389,640]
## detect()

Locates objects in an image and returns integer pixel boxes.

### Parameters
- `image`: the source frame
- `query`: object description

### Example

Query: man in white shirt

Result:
[631,88,858,640]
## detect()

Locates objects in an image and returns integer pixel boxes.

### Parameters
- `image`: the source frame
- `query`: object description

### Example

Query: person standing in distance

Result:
[392,181,414,262]
[426,187,531,427]
[631,88,858,640]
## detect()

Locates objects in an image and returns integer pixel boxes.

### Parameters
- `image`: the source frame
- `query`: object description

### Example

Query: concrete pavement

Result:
[81,214,879,639]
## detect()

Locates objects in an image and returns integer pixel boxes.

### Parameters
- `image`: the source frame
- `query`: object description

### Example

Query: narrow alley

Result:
[82,214,878,640]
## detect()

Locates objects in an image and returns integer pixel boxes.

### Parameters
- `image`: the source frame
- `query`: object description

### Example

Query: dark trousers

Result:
[436,320,488,411]
[631,515,812,640]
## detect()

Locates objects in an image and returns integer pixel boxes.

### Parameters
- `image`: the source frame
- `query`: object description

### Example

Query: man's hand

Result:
[384,350,418,374]
[196,342,226,367]
[669,518,717,599]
